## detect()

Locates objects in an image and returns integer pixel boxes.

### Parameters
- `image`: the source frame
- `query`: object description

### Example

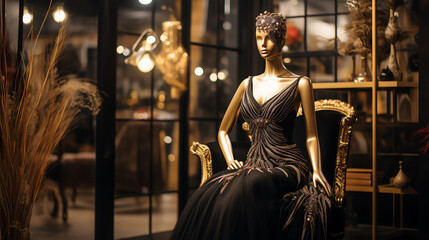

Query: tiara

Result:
[255,11,287,46]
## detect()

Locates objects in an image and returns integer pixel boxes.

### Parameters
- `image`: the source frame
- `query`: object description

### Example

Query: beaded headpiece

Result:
[255,11,287,48]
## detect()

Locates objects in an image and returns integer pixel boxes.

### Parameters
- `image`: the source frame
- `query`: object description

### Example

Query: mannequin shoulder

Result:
[297,76,313,92]
[237,77,250,90]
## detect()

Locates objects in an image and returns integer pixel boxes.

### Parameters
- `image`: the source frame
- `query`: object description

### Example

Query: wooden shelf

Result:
[378,184,418,195]
[346,185,373,192]
[312,81,418,90]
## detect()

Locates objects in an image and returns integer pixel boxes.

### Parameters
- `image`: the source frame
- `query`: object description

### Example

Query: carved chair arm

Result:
[333,114,356,206]
[190,141,213,186]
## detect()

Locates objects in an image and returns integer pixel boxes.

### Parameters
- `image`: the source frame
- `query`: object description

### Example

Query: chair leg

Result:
[59,185,68,223]
[49,189,59,218]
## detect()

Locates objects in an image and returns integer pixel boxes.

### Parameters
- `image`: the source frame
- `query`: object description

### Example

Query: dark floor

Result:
[120,231,171,240]
[122,225,419,240]
[344,225,419,240]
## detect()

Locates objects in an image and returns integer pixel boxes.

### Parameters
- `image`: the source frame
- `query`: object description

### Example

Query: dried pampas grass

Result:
[344,0,389,62]
[0,8,101,240]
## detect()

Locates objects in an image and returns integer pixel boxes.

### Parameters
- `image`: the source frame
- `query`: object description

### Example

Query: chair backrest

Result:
[293,99,356,205]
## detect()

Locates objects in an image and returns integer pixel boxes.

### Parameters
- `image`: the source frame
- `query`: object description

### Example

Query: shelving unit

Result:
[310,2,419,238]
[313,81,418,90]
[314,80,419,238]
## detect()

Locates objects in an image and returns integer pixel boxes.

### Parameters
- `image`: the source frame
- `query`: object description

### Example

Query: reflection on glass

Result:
[337,55,354,82]
[310,56,334,82]
[278,0,304,17]
[152,193,179,233]
[115,121,151,195]
[116,33,154,120]
[155,20,188,98]
[191,0,238,48]
[188,120,217,188]
[153,67,180,120]
[118,3,151,33]
[308,0,334,15]
[285,18,304,52]
[219,0,238,48]
[153,122,180,193]
[218,50,238,118]
[306,16,335,51]
[337,14,351,43]
[114,196,149,238]
[397,3,418,51]
[337,0,347,13]
[284,57,307,75]
[189,46,217,118]
[115,121,152,238]
[191,0,217,45]
[116,61,152,119]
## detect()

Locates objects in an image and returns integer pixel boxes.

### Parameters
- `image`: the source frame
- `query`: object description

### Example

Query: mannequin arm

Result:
[218,78,249,168]
[298,77,332,195]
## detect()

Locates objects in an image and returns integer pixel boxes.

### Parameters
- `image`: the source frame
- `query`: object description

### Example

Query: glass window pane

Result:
[114,196,149,238]
[188,120,217,188]
[337,0,348,13]
[114,121,150,237]
[220,0,239,48]
[310,56,335,82]
[191,0,218,45]
[152,193,179,233]
[118,2,151,34]
[308,0,335,15]
[306,16,335,51]
[278,0,305,17]
[189,46,217,118]
[285,17,305,52]
[284,57,307,75]
[116,34,153,120]
[218,50,239,118]
[152,3,186,119]
[337,55,355,82]
[153,67,181,120]
[397,3,418,51]
[155,0,182,32]
[337,14,351,43]
[152,122,180,193]
[116,121,151,195]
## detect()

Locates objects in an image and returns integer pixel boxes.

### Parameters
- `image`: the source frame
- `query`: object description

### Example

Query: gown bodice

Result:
[240,76,309,177]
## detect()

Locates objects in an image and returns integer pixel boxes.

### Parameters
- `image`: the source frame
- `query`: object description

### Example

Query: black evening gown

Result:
[170,76,331,240]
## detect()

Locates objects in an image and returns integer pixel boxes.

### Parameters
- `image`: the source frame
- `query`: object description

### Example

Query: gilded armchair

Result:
[190,99,356,238]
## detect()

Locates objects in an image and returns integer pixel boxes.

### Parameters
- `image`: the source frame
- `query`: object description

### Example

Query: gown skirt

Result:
[170,76,331,240]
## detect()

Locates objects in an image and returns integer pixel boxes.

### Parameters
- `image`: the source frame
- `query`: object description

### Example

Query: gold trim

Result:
[190,141,213,185]
[296,99,356,117]
[333,112,356,206]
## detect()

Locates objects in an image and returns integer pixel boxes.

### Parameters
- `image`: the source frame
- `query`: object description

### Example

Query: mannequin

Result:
[170,12,332,240]
[218,12,331,194]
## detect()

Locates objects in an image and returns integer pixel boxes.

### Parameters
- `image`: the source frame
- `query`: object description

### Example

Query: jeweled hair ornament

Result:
[255,11,287,48]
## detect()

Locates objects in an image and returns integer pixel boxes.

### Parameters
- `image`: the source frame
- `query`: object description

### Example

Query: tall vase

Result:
[387,44,402,81]
[385,8,402,81]
[393,160,409,188]
[354,55,371,82]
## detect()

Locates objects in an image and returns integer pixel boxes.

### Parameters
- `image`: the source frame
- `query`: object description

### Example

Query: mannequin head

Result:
[255,11,287,53]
